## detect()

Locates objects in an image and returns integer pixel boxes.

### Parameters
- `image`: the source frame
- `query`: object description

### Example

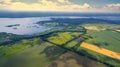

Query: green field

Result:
[0,38,43,57]
[0,42,67,67]
[48,32,82,45]
[85,30,120,52]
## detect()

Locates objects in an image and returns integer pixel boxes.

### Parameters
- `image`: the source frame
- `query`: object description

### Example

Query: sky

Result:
[0,0,120,13]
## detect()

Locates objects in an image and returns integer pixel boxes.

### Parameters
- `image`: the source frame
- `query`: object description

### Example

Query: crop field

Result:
[83,23,120,30]
[77,44,120,67]
[47,32,82,45]
[85,30,120,52]
[116,30,120,32]
[80,42,120,60]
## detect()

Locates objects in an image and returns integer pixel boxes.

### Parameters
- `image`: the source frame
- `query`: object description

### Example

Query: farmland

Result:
[0,43,107,67]
[0,42,67,67]
[48,32,82,45]
[80,42,120,60]
[82,23,120,31]
[0,38,43,58]
[0,22,120,67]
[45,23,120,66]
[85,31,120,52]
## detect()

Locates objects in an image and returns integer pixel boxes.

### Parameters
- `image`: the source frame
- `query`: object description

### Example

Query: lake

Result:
[0,17,51,35]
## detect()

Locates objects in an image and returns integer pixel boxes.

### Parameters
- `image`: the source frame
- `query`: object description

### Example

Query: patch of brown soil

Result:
[47,52,107,67]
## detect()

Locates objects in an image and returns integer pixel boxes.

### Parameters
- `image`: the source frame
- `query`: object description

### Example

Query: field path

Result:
[80,42,120,60]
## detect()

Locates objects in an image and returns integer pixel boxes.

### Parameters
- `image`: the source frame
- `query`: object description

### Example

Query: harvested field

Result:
[116,30,120,32]
[84,26,99,31]
[80,42,120,60]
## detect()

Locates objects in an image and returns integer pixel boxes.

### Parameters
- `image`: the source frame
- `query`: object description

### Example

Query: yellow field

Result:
[116,30,120,32]
[84,26,99,31]
[80,42,120,60]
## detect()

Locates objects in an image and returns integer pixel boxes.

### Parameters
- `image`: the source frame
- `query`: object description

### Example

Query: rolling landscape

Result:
[0,0,120,67]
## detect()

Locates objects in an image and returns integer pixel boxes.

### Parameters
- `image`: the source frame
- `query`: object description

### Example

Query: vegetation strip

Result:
[80,42,120,60]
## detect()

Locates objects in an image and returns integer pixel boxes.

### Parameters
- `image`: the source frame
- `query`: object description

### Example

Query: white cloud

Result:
[107,3,120,7]
[0,0,119,12]
[99,3,120,11]
[105,3,120,10]
[0,0,12,4]
[0,0,91,12]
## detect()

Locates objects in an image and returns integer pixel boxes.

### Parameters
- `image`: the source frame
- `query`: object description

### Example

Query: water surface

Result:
[0,17,51,35]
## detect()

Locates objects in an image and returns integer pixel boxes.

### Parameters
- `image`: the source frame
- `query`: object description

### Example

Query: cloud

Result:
[0,0,119,12]
[105,3,120,10]
[0,0,12,4]
[0,0,91,12]
[107,3,120,7]
[95,3,120,12]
